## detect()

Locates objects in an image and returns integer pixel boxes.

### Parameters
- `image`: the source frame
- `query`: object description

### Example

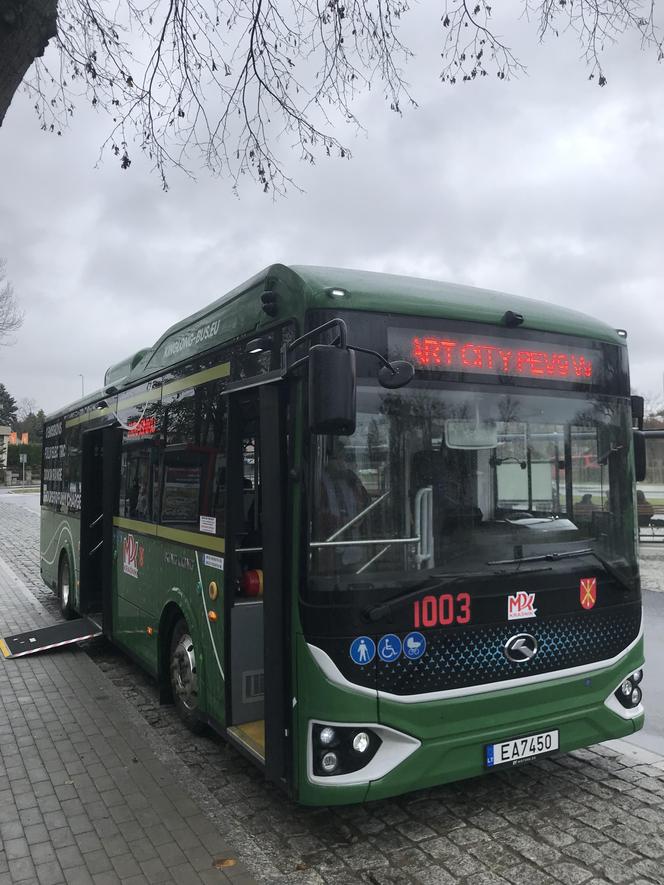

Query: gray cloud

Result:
[0,2,662,412]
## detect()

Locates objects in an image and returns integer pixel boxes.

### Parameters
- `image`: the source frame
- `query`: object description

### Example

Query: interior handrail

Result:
[312,537,419,548]
[325,490,390,542]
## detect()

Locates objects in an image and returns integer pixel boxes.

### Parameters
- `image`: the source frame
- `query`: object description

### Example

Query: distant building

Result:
[0,426,10,467]
[8,431,29,445]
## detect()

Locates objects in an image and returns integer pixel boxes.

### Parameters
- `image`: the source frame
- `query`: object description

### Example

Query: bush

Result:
[6,443,41,471]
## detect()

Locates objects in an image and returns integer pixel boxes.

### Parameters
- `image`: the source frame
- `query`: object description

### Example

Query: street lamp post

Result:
[79,374,84,397]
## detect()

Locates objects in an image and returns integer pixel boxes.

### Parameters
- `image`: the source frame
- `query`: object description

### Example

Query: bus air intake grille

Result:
[321,605,642,696]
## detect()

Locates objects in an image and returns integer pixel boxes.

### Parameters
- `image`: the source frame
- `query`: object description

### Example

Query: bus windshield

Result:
[309,383,636,592]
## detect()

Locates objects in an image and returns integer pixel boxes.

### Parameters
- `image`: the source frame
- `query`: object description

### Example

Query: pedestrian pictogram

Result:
[349,636,375,665]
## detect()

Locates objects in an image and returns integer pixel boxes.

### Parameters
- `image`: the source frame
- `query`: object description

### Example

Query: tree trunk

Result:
[0,0,58,128]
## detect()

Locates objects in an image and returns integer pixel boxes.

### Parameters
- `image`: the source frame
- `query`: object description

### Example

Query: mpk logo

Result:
[122,534,144,579]
[507,591,537,621]
[580,577,597,610]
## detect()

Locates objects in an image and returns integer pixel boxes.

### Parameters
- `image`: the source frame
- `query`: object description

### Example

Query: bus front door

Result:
[79,426,121,630]
[225,383,289,789]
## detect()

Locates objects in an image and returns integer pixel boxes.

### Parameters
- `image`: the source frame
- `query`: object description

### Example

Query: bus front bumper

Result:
[296,635,645,805]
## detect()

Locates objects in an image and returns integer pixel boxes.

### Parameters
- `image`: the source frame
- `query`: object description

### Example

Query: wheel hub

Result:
[171,634,198,711]
[61,564,70,607]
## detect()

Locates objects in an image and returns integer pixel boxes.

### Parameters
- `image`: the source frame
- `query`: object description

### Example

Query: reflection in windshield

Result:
[309,384,636,586]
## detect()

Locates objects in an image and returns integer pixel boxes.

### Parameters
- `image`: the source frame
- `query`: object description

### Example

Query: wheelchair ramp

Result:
[0,616,102,658]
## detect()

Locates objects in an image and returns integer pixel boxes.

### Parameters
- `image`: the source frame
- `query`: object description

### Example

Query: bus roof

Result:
[48,264,626,419]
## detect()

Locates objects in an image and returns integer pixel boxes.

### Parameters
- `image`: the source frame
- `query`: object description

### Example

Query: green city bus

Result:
[39,265,645,805]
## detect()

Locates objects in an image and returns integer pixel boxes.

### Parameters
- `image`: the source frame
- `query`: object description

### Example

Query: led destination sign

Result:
[388,328,597,384]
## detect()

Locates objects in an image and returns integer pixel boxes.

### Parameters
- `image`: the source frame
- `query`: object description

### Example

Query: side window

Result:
[64,424,82,513]
[160,379,227,535]
[117,382,163,523]
[119,449,155,522]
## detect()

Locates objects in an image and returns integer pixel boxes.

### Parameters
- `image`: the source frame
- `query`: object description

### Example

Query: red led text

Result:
[411,336,593,381]
[413,592,472,628]
[127,417,157,438]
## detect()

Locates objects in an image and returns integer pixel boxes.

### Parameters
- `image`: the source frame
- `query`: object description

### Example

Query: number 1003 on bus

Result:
[413,593,472,628]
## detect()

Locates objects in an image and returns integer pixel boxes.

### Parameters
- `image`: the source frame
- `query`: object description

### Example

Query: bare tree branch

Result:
[0,260,24,346]
[1,1,661,191]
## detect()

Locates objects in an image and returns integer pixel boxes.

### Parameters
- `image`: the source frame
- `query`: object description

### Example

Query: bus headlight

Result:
[352,731,370,754]
[321,752,339,773]
[614,671,644,709]
[312,723,381,777]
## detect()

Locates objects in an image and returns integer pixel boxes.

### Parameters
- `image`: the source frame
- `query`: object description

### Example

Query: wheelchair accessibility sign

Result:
[349,636,375,665]
[377,634,402,662]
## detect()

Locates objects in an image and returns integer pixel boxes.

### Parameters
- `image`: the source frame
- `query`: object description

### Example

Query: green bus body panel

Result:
[45,264,625,422]
[295,632,376,805]
[111,525,227,725]
[40,509,80,605]
[294,636,643,805]
[289,266,625,345]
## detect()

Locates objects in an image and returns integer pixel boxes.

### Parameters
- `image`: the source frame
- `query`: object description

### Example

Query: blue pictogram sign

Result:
[403,631,426,660]
[349,636,375,666]
[377,634,402,662]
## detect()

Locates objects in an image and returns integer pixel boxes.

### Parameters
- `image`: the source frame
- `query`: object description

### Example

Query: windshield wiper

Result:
[488,548,634,591]
[569,548,635,592]
[488,548,594,566]
[362,573,472,622]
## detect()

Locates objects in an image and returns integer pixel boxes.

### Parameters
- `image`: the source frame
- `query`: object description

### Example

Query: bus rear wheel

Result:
[58,554,75,620]
[169,619,205,734]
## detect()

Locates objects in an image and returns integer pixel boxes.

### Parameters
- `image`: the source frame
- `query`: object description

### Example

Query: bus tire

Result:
[58,553,75,620]
[169,619,205,734]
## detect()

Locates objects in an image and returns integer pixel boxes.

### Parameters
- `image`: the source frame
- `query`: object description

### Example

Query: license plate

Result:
[485,729,559,768]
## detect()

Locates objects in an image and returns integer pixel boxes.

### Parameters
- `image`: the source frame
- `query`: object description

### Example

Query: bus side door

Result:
[225,382,290,788]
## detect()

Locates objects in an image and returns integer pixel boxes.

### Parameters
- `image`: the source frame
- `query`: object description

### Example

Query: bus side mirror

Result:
[631,395,644,430]
[308,345,356,435]
[633,430,646,482]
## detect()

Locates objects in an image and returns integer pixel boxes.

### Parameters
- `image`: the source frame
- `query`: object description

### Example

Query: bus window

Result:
[160,380,227,535]
[119,449,155,522]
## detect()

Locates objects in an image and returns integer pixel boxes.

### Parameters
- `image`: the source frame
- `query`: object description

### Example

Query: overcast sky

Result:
[1,2,663,415]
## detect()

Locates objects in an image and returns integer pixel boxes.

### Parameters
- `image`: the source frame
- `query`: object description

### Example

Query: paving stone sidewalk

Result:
[0,555,254,885]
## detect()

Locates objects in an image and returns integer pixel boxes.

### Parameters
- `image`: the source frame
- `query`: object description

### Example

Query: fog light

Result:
[631,687,642,707]
[620,680,633,697]
[321,752,338,773]
[319,727,336,746]
[352,731,370,754]
[632,669,643,685]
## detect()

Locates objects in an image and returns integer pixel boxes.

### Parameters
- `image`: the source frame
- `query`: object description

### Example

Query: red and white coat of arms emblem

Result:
[580,577,597,610]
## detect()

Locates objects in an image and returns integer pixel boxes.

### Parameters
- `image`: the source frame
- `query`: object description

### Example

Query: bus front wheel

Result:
[58,554,75,620]
[169,619,205,734]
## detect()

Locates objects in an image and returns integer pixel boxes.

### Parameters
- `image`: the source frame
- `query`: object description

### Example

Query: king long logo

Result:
[580,577,597,610]
[122,534,144,579]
